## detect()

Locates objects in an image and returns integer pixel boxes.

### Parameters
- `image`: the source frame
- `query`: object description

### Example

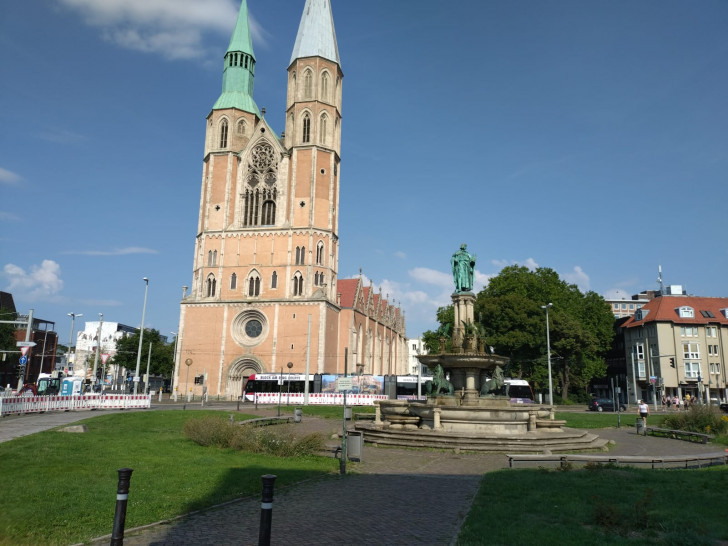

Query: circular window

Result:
[245,319,262,338]
[232,310,268,346]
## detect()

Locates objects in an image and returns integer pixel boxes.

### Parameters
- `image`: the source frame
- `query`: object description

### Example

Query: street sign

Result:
[20,347,29,356]
[19,356,27,365]
[16,341,36,348]
[101,354,110,364]
[337,377,353,391]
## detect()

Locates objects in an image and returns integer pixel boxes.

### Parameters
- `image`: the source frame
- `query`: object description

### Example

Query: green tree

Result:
[422,305,454,354]
[0,308,18,353]
[473,266,614,402]
[112,329,175,379]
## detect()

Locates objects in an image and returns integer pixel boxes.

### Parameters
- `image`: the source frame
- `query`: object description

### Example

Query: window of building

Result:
[699,310,715,318]
[629,304,634,310]
[684,362,700,379]
[637,360,646,378]
[319,113,328,146]
[207,250,218,267]
[219,119,228,148]
[248,273,260,297]
[680,326,698,337]
[682,342,700,359]
[295,246,306,265]
[321,71,329,102]
[678,306,694,318]
[237,119,246,136]
[314,272,320,286]
[261,200,276,225]
[230,273,237,290]
[316,242,324,265]
[302,114,311,143]
[206,275,216,298]
[635,344,645,360]
[304,69,313,99]
[707,326,717,337]
[293,272,304,296]
[241,142,278,228]
[271,271,278,289]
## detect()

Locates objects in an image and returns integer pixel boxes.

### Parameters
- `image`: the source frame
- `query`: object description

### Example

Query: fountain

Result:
[355,244,607,452]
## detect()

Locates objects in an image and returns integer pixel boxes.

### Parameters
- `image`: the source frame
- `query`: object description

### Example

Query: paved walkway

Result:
[2,404,724,545]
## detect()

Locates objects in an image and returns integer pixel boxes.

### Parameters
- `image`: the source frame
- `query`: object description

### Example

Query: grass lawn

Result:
[458,465,728,545]
[0,410,338,546]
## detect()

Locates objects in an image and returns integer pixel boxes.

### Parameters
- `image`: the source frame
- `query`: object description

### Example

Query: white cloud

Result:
[394,251,407,260]
[3,260,64,300]
[564,266,590,292]
[58,0,268,61]
[0,167,22,185]
[63,247,158,256]
[0,212,21,222]
[491,257,540,270]
[409,267,451,289]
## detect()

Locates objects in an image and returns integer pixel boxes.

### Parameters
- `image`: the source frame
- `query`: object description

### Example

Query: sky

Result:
[1,0,727,347]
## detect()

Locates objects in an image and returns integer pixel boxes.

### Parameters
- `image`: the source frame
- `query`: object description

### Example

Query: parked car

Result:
[588,398,627,412]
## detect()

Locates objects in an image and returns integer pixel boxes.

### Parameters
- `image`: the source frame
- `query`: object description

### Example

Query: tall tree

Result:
[474,266,614,402]
[0,308,17,353]
[111,329,175,379]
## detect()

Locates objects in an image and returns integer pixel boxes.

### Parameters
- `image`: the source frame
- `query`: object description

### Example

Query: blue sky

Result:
[1,0,727,346]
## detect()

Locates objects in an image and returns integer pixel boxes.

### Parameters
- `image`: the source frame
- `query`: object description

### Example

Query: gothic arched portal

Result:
[227,358,264,398]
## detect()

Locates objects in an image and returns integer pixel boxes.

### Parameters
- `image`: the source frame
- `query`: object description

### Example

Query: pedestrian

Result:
[673,395,679,410]
[661,394,666,409]
[638,399,649,427]
[666,396,672,410]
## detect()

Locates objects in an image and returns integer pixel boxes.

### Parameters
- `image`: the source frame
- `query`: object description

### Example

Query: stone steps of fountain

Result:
[355,424,609,453]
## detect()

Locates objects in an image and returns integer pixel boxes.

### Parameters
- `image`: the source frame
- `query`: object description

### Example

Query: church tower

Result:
[175,0,347,397]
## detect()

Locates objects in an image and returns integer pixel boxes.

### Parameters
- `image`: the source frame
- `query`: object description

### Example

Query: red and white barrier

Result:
[0,394,152,416]
[248,392,388,406]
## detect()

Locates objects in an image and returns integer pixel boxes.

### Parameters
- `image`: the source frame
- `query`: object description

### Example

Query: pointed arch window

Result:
[293,272,304,296]
[320,71,330,102]
[319,114,328,146]
[237,119,246,136]
[240,142,278,227]
[316,242,325,265]
[207,250,218,267]
[304,69,313,99]
[248,272,261,297]
[230,272,237,290]
[271,271,278,289]
[295,246,306,265]
[314,272,320,286]
[219,119,228,148]
[206,275,217,298]
[302,114,311,143]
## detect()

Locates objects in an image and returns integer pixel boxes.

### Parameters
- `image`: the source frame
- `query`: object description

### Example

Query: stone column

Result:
[528,410,537,431]
[433,407,443,430]
[374,401,383,426]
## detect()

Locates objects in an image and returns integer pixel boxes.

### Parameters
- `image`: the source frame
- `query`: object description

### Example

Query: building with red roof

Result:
[621,292,728,405]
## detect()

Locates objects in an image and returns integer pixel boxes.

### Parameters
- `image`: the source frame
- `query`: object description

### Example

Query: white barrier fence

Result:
[249,393,389,405]
[0,394,152,416]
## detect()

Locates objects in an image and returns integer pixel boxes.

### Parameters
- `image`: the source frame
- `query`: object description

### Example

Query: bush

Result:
[662,406,728,436]
[183,416,235,447]
[184,416,325,457]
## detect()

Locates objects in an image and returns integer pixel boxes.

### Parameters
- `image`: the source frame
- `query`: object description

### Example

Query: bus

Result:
[243,373,432,402]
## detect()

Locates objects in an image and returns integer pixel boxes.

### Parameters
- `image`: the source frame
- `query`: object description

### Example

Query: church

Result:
[174,0,408,398]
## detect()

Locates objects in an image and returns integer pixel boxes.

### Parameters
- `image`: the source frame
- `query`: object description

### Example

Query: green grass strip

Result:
[0,410,338,545]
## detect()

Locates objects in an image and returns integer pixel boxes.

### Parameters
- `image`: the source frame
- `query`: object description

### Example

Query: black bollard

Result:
[110,468,134,546]
[258,474,277,546]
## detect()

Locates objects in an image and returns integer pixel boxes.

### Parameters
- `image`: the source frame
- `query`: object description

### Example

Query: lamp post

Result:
[67,313,82,374]
[170,332,178,398]
[92,313,103,392]
[541,303,554,406]
[286,361,293,406]
[134,277,149,395]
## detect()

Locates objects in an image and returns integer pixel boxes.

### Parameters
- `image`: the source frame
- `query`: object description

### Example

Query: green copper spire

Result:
[213,0,260,115]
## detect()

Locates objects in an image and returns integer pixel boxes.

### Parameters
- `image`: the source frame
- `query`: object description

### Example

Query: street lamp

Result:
[286,361,293,406]
[541,303,554,406]
[67,313,82,375]
[92,313,103,391]
[134,277,149,395]
[170,332,178,397]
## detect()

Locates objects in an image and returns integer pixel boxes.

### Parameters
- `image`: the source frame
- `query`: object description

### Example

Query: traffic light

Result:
[96,367,102,379]
[669,358,675,368]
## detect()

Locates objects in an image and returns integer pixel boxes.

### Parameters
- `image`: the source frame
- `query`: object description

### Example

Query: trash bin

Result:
[635,418,645,435]
[294,407,303,423]
[346,431,363,461]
